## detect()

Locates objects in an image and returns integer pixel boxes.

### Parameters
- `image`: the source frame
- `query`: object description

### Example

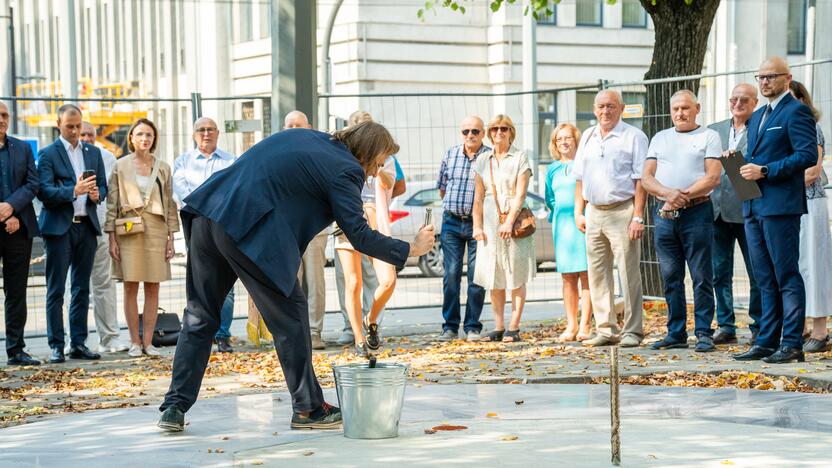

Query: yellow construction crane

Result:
[15,78,148,157]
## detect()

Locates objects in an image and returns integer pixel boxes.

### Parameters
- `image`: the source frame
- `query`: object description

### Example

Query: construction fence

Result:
[1,58,831,340]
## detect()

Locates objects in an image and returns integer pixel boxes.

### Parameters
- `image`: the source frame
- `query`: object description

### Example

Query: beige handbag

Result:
[115,157,161,236]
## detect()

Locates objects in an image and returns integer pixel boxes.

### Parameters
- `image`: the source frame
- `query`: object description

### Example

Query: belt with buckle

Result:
[447,212,472,221]
[592,198,633,211]
[72,215,87,224]
[657,196,710,220]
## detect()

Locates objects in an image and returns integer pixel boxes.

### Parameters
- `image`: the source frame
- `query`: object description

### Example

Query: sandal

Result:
[480,329,505,342]
[502,330,522,342]
[558,330,578,343]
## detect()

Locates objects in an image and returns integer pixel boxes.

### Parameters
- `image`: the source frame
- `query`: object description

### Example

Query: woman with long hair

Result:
[545,123,593,342]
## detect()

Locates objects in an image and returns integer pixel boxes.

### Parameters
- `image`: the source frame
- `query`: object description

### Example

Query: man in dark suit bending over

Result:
[732,57,818,364]
[158,122,435,431]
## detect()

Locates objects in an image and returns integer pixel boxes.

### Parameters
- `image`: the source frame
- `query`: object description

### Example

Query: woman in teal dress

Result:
[544,123,593,342]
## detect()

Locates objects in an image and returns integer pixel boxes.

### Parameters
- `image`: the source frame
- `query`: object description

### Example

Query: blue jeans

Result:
[745,214,805,349]
[215,289,235,339]
[441,212,485,333]
[712,217,762,334]
[654,202,715,342]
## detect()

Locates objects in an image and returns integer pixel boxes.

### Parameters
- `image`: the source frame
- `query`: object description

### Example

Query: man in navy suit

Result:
[732,57,818,364]
[158,122,435,432]
[0,101,41,366]
[37,104,107,364]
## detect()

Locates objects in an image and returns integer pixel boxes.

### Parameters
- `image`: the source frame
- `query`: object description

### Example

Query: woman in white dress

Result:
[790,81,832,353]
[472,114,536,342]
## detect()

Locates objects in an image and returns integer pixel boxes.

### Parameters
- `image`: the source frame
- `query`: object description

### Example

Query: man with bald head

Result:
[283,110,327,349]
[436,116,489,341]
[573,89,649,348]
[1,100,41,366]
[78,121,127,353]
[708,83,762,346]
[732,57,818,364]
[173,117,237,353]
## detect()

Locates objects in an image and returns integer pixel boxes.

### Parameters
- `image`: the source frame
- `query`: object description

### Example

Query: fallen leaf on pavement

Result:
[432,425,467,431]
[303,451,314,456]
[500,435,519,441]
[424,429,437,434]
[514,400,524,405]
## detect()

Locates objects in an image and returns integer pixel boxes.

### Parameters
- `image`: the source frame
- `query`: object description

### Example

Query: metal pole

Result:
[521,2,538,191]
[67,0,78,99]
[610,346,621,466]
[8,6,17,133]
[190,92,202,124]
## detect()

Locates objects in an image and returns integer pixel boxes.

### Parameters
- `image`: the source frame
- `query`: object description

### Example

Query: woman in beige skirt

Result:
[105,118,180,357]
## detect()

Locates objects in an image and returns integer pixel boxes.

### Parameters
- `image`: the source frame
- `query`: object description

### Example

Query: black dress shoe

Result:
[215,337,234,353]
[158,406,185,432]
[762,346,805,364]
[49,347,65,363]
[68,344,101,360]
[712,329,737,345]
[733,345,776,361]
[7,351,42,366]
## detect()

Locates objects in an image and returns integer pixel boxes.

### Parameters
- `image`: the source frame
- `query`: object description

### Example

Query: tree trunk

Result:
[637,0,722,297]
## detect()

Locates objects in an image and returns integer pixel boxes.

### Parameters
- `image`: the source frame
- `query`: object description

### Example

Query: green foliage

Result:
[420,0,698,19]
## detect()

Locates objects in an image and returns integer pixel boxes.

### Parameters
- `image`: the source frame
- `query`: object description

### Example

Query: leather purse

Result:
[489,157,536,239]
[115,157,161,236]
[138,309,182,347]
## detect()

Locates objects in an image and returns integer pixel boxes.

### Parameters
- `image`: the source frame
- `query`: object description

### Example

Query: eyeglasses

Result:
[729,97,753,105]
[490,126,510,133]
[555,136,575,143]
[196,127,218,134]
[754,73,787,83]
[461,129,481,136]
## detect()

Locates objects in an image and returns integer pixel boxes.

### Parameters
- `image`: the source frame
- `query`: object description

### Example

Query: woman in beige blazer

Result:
[105,118,180,357]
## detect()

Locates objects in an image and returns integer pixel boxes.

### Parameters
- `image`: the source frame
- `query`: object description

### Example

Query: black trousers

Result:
[160,216,324,413]
[1,226,33,357]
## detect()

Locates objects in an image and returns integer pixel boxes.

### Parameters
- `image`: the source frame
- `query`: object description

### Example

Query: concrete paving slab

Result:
[1,384,831,467]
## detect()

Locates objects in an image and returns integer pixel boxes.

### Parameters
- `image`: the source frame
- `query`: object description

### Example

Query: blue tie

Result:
[758,104,772,132]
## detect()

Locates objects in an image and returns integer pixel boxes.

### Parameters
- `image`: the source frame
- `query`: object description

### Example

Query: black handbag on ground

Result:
[137,309,182,347]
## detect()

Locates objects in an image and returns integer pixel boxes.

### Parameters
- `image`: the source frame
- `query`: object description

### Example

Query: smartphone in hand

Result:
[82,170,96,180]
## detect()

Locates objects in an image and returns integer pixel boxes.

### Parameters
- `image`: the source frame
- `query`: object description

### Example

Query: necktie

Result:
[758,104,772,132]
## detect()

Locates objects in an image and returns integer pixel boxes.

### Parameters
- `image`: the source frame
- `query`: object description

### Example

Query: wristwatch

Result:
[760,165,769,177]
[631,216,644,224]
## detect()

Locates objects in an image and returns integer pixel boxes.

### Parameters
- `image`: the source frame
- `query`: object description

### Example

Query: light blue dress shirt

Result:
[172,147,236,206]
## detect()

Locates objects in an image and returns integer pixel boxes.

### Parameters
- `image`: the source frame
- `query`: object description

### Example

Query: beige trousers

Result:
[298,232,328,335]
[585,200,643,339]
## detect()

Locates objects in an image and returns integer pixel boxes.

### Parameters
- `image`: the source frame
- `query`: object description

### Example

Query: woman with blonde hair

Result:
[545,123,593,342]
[106,118,179,357]
[473,114,536,342]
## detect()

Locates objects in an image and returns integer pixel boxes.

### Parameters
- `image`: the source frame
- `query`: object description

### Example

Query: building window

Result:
[576,0,603,27]
[538,93,557,163]
[576,91,597,132]
[234,1,253,43]
[622,0,647,28]
[259,2,270,38]
[787,0,807,55]
[536,7,556,25]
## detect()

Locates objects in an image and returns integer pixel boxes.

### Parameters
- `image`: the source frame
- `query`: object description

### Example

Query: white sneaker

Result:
[101,342,129,353]
[128,344,143,357]
[144,345,161,357]
[466,331,482,342]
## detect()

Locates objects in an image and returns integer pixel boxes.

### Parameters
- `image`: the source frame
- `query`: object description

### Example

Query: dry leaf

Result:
[500,435,519,441]
[431,425,467,431]
[303,451,315,456]
[514,400,524,405]
[215,448,224,454]
[250,460,264,466]
[486,412,498,418]
[720,461,734,465]
[424,429,437,434]
[220,436,229,440]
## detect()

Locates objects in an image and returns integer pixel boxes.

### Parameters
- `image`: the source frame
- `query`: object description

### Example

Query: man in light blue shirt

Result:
[173,117,237,352]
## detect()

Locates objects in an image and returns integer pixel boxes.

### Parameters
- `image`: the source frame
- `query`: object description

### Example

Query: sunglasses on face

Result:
[490,126,510,133]
[461,129,481,136]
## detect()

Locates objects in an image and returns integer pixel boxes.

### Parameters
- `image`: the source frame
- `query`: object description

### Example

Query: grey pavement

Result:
[2,383,832,467]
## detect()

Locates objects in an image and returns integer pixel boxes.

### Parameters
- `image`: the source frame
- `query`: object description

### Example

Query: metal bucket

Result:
[333,362,409,439]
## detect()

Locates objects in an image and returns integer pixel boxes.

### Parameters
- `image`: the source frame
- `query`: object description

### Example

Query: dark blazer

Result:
[1,135,40,238]
[183,128,410,297]
[708,118,747,224]
[36,138,107,236]
[743,92,817,217]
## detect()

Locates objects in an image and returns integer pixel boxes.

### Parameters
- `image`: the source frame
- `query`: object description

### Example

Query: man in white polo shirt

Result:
[641,89,722,352]
[573,89,649,348]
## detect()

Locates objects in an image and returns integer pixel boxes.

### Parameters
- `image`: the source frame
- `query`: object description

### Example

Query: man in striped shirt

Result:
[436,116,490,341]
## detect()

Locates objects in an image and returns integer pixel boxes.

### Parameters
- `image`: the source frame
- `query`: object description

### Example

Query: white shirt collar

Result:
[59,135,81,152]
[191,146,233,161]
[768,90,790,110]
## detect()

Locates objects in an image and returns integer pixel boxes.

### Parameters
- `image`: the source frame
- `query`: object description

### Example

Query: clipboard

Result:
[720,151,762,201]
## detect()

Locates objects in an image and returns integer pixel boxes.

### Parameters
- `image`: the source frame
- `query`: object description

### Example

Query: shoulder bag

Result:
[115,157,161,236]
[489,156,536,239]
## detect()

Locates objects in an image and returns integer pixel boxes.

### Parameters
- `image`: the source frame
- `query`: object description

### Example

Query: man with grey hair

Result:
[573,89,648,348]
[708,83,762,346]
[642,89,722,352]
[173,117,237,352]
[79,121,127,353]
[283,110,327,349]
